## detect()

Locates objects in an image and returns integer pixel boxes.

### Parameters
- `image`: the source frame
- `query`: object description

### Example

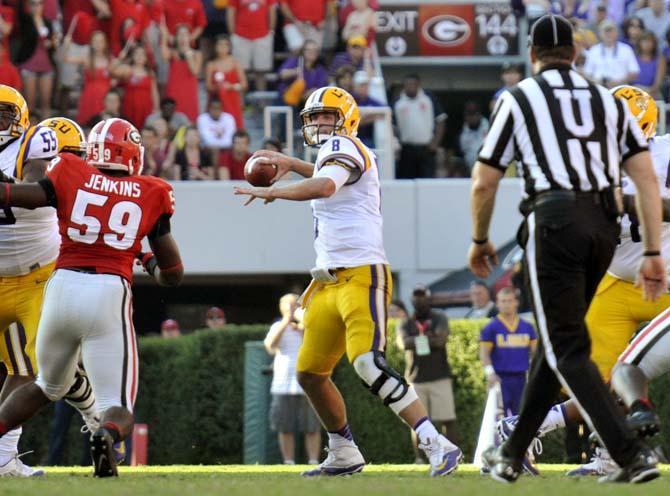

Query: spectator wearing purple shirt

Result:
[633,30,666,99]
[328,34,368,78]
[479,288,537,416]
[277,40,328,107]
[551,0,590,22]
[620,16,644,48]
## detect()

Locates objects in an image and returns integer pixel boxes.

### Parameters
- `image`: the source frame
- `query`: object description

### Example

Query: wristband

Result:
[473,237,488,245]
[643,251,661,257]
[484,365,495,376]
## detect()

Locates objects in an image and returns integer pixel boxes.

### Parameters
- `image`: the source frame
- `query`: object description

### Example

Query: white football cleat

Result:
[567,447,619,477]
[301,441,365,477]
[419,434,462,476]
[0,453,45,477]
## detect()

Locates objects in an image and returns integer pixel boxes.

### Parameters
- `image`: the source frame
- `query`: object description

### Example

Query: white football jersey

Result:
[608,134,670,282]
[310,134,388,269]
[0,126,60,276]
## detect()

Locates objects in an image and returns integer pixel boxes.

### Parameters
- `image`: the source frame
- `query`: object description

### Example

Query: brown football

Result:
[244,156,278,187]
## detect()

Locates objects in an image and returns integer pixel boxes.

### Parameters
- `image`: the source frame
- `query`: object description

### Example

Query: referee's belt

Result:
[533,188,614,206]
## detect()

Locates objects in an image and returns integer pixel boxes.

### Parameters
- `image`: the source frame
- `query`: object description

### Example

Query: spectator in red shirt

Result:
[341,0,375,43]
[0,2,15,51]
[218,129,251,180]
[227,0,277,91]
[161,24,202,122]
[280,0,332,53]
[107,0,150,55]
[163,0,207,44]
[0,42,22,90]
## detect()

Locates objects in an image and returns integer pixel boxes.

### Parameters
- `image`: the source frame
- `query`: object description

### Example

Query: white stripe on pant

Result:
[35,269,137,413]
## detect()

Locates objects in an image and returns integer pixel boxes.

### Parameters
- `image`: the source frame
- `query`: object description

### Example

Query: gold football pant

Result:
[0,263,55,376]
[586,273,670,381]
[297,264,392,376]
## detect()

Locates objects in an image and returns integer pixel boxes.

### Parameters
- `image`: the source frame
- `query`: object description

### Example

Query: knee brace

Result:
[353,351,418,414]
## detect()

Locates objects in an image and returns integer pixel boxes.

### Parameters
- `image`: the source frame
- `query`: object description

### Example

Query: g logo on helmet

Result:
[128,129,141,144]
[422,15,471,47]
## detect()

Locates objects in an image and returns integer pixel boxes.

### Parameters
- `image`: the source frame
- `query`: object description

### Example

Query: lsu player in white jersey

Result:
[495,85,670,476]
[234,87,462,477]
[0,86,99,475]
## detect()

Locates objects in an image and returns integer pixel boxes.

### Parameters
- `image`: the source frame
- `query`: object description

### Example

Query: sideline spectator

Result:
[584,3,608,34]
[329,35,369,77]
[277,40,329,109]
[490,63,523,111]
[583,20,640,88]
[62,30,113,127]
[280,0,331,52]
[219,129,252,180]
[197,98,237,151]
[396,284,459,462]
[228,0,277,91]
[621,16,644,47]
[393,74,446,178]
[162,24,202,123]
[264,293,321,465]
[86,89,126,127]
[141,125,171,179]
[457,101,489,174]
[0,42,22,90]
[205,35,247,130]
[146,97,191,136]
[333,65,355,93]
[262,137,282,152]
[464,280,496,319]
[206,307,226,330]
[479,288,537,416]
[15,0,58,118]
[169,126,214,180]
[113,45,160,129]
[341,0,375,42]
[161,319,181,338]
[163,0,207,43]
[351,70,384,148]
[633,29,666,98]
[551,0,589,22]
[200,0,228,62]
[635,0,670,46]
[0,1,14,52]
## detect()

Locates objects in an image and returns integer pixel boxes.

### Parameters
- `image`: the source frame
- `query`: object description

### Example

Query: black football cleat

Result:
[599,446,660,484]
[627,410,661,438]
[91,428,119,478]
[482,446,522,484]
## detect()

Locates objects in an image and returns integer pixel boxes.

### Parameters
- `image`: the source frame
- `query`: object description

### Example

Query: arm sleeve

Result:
[527,322,537,340]
[477,92,516,171]
[428,91,447,123]
[619,99,649,161]
[313,163,351,193]
[480,323,494,343]
[25,126,59,160]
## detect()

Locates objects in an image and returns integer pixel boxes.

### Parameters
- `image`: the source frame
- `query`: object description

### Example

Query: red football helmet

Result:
[87,118,144,175]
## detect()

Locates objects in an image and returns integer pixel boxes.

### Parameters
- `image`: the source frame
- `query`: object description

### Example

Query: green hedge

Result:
[18,321,670,465]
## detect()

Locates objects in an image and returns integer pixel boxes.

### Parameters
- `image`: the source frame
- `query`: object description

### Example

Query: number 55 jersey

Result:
[0,124,60,275]
[45,152,174,282]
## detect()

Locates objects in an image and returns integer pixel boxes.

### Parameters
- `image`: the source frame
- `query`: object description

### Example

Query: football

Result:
[244,156,277,187]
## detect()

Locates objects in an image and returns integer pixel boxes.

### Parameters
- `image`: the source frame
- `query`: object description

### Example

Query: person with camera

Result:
[264,293,321,465]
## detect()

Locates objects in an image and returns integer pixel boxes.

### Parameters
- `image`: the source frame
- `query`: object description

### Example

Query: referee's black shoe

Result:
[627,405,661,438]
[91,428,119,478]
[598,446,659,484]
[482,446,522,483]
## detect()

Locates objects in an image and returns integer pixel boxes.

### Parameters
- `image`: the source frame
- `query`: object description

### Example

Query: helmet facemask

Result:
[301,109,346,147]
[0,103,24,147]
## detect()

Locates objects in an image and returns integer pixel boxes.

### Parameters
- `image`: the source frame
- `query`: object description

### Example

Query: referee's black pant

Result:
[504,191,641,467]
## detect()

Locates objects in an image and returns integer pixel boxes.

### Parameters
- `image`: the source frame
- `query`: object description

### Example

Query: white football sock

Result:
[540,404,567,434]
[0,427,21,465]
[414,417,441,445]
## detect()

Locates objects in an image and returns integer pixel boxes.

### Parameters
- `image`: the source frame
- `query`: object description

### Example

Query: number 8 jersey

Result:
[46,152,175,282]
[0,125,60,275]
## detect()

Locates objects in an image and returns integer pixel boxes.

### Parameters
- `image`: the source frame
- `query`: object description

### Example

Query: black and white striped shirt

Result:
[478,63,648,198]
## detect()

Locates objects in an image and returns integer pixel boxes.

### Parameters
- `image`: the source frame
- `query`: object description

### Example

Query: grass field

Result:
[6,464,670,496]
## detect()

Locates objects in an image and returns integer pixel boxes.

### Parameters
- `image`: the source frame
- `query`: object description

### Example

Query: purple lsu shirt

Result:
[480,317,536,374]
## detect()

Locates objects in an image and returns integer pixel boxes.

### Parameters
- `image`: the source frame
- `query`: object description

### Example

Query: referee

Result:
[469,14,665,484]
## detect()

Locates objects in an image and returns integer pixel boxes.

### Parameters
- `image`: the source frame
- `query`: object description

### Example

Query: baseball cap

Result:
[161,319,179,331]
[206,306,225,319]
[347,35,368,48]
[413,284,432,297]
[353,70,370,85]
[529,14,573,48]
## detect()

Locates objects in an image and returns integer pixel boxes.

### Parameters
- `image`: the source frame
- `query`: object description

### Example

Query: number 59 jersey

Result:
[46,153,175,282]
[0,125,60,275]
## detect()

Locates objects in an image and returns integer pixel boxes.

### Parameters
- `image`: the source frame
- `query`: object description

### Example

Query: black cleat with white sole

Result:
[627,410,661,439]
[91,428,119,478]
[482,446,522,483]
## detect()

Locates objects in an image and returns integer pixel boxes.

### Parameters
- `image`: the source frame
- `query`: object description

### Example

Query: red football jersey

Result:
[46,153,175,281]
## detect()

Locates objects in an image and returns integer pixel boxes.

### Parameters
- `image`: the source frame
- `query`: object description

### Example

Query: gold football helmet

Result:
[39,117,87,156]
[0,85,29,147]
[300,86,360,146]
[611,85,658,140]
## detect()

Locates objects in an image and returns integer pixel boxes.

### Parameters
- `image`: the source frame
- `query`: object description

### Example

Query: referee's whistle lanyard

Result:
[415,320,431,335]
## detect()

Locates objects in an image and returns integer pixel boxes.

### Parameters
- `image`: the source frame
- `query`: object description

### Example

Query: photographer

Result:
[264,293,321,465]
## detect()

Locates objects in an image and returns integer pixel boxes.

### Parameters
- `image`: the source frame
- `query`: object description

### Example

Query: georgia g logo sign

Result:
[422,15,471,47]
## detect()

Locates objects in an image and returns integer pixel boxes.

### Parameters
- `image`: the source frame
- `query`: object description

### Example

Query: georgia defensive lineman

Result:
[235,87,462,477]
[0,118,183,478]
